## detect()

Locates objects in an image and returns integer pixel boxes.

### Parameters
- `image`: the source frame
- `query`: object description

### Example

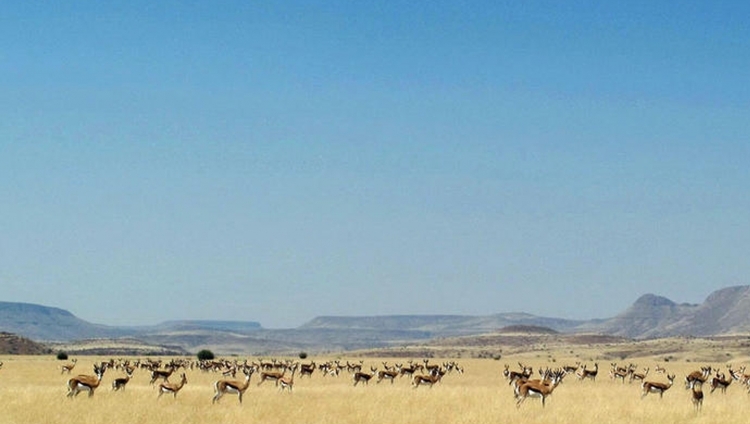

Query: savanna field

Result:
[2,348,750,424]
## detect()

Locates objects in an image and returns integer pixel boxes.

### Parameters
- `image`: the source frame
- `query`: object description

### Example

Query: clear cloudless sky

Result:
[1,1,748,328]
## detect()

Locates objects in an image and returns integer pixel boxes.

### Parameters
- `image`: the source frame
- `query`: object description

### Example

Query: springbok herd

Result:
[58,357,465,401]
[502,360,750,410]
[4,354,750,414]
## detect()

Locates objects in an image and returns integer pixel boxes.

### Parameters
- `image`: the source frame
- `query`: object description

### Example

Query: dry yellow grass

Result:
[1,354,748,424]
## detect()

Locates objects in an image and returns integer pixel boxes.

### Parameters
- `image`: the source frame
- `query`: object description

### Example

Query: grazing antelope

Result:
[515,369,564,408]
[67,364,106,398]
[61,358,78,374]
[641,374,675,399]
[353,366,377,386]
[278,364,297,392]
[690,380,703,411]
[655,364,667,374]
[112,368,134,391]
[157,373,187,399]
[213,366,254,404]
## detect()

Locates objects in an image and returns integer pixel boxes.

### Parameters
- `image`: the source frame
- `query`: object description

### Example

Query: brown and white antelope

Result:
[576,363,598,382]
[503,364,532,386]
[353,366,377,386]
[709,372,731,394]
[157,373,187,399]
[67,364,106,398]
[257,365,287,386]
[112,368,134,391]
[213,366,254,404]
[690,380,703,411]
[641,374,675,399]
[278,364,297,392]
[299,361,316,378]
[377,368,399,384]
[412,368,443,389]
[149,365,175,385]
[398,362,419,379]
[610,366,629,384]
[61,358,78,374]
[684,366,711,389]
[630,368,649,384]
[515,369,564,408]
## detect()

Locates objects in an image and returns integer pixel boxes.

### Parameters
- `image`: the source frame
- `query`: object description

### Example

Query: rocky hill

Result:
[0,332,51,355]
[580,285,750,338]
[2,285,750,355]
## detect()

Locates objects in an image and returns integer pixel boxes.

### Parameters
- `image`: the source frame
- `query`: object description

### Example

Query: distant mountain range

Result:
[2,285,749,355]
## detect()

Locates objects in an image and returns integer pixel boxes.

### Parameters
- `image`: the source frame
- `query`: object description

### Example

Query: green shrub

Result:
[56,351,69,360]
[197,349,215,361]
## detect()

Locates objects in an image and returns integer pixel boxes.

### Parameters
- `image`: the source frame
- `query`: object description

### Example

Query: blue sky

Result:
[1,1,748,328]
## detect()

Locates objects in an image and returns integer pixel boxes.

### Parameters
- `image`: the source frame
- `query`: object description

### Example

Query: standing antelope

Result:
[710,372,732,394]
[630,368,649,384]
[258,365,286,386]
[577,363,598,382]
[515,370,564,408]
[61,358,78,374]
[685,366,711,388]
[412,368,443,388]
[352,366,377,386]
[67,364,106,398]
[213,366,254,404]
[610,366,629,384]
[278,364,297,392]
[690,380,703,411]
[641,374,675,399]
[157,373,187,399]
[377,368,399,384]
[112,368,134,391]
[299,361,316,378]
[149,365,175,385]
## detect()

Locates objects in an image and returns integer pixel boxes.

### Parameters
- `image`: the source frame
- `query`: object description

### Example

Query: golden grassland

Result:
[2,349,750,424]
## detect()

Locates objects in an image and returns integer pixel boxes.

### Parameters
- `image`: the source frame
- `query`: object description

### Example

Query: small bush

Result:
[299,352,308,359]
[197,349,215,361]
[56,351,69,360]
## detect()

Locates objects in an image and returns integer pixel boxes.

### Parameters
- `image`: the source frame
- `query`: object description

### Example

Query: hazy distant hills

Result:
[580,285,750,338]
[301,313,584,335]
[2,285,750,354]
[0,302,134,341]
